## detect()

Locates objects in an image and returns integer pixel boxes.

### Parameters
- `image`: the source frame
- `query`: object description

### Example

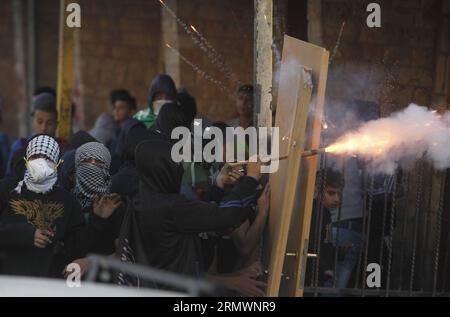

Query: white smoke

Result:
[327,104,450,175]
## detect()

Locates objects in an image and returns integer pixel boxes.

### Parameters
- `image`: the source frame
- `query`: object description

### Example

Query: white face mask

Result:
[153,100,171,116]
[26,158,57,182]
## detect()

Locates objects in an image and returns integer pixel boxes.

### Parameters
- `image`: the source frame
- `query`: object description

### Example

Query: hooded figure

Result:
[133,74,177,129]
[177,89,197,128]
[73,142,112,209]
[58,149,76,192]
[109,118,145,175]
[111,125,151,200]
[151,102,187,142]
[114,118,146,158]
[117,139,259,282]
[0,135,114,278]
[148,74,177,114]
[89,113,118,146]
[67,130,97,151]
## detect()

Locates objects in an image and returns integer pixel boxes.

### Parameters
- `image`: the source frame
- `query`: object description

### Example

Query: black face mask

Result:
[135,139,184,195]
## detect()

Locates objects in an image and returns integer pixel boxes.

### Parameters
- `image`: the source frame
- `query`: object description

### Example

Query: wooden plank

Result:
[265,36,329,297]
[266,66,312,296]
[293,44,329,297]
[56,0,74,140]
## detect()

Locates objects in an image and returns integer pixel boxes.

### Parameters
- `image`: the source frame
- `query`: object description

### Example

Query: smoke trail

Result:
[189,25,242,87]
[158,0,241,87]
[165,44,235,100]
[326,104,450,174]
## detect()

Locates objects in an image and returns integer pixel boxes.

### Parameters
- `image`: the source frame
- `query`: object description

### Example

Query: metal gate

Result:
[303,155,450,297]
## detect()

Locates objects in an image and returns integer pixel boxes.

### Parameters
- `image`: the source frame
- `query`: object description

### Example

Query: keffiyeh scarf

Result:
[73,142,112,209]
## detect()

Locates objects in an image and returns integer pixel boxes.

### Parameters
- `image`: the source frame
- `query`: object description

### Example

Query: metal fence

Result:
[303,155,450,297]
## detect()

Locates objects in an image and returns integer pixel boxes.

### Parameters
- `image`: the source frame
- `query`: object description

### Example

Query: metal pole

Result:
[332,159,346,289]
[432,173,446,296]
[385,173,397,297]
[313,155,328,297]
[362,175,375,297]
[409,162,424,296]
[398,171,409,291]
[254,0,273,130]
[378,187,389,281]
[354,166,366,289]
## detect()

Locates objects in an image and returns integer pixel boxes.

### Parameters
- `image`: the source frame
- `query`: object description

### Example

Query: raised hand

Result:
[216,164,245,188]
[92,194,122,219]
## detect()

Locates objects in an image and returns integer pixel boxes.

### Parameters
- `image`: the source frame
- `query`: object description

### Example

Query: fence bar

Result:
[409,163,424,296]
[332,159,346,289]
[378,188,389,281]
[432,173,446,296]
[362,175,375,296]
[385,173,397,297]
[354,167,366,289]
[313,155,328,296]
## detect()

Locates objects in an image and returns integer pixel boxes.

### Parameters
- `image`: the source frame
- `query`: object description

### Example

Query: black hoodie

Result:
[120,139,258,281]
[148,74,177,112]
[111,127,151,200]
[152,102,187,142]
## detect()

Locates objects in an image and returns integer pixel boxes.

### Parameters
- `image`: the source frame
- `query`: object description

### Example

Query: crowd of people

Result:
[0,74,270,297]
[0,72,395,297]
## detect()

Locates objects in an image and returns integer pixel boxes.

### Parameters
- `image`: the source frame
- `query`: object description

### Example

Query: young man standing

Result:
[227,85,254,129]
[307,168,344,287]
[110,89,137,126]
[108,89,137,155]
[5,92,59,178]
[134,74,177,129]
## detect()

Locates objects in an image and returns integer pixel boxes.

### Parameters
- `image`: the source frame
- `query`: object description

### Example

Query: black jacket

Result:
[133,177,257,278]
[118,139,258,284]
[0,180,113,278]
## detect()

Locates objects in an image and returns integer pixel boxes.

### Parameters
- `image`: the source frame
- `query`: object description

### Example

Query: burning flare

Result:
[322,104,450,174]
[325,133,391,157]
[190,25,198,33]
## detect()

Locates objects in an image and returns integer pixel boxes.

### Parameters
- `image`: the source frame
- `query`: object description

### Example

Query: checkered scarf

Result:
[15,135,60,194]
[26,134,60,163]
[73,142,112,208]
